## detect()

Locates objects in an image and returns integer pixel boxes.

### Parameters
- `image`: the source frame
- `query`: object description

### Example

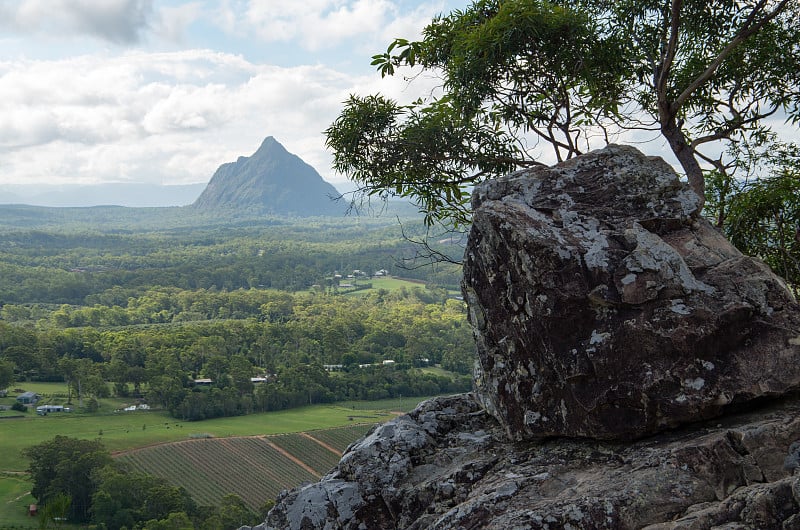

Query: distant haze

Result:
[0,182,208,207]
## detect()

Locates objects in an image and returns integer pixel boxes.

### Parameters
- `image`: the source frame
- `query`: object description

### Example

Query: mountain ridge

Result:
[192,136,345,216]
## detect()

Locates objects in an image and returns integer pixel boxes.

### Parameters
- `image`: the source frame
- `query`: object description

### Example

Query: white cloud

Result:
[0,1,468,192]
[0,50,411,188]
[231,0,446,52]
[376,1,447,43]
[0,107,60,148]
[242,0,394,50]
[0,0,154,44]
[152,2,204,43]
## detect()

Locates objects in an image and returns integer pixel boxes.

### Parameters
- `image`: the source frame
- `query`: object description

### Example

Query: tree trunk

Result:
[661,120,706,210]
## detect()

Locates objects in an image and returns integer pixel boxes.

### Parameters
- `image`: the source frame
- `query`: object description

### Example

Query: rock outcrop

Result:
[464,144,800,441]
[246,145,800,530]
[254,393,800,529]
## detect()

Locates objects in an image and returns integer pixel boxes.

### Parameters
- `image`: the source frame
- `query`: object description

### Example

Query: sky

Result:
[0,0,470,193]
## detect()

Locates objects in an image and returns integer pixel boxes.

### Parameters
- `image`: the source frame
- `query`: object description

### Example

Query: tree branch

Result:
[690,104,780,148]
[673,0,790,111]
[658,0,683,103]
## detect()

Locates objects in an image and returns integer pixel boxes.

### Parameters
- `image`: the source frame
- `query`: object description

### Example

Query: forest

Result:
[0,204,472,422]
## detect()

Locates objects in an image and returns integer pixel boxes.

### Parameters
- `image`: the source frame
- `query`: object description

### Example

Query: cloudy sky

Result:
[0,0,470,192]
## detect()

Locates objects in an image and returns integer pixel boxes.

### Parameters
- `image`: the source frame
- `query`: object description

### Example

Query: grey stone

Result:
[244,146,800,530]
[257,393,800,529]
[463,144,800,441]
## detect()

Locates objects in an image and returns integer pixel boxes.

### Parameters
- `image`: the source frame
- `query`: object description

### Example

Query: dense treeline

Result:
[0,286,474,420]
[0,210,472,422]
[0,233,460,305]
[0,207,462,305]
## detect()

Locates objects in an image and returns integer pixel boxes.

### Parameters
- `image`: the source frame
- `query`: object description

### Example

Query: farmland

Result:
[0,211,470,527]
[117,425,372,509]
[0,382,406,472]
[0,393,436,527]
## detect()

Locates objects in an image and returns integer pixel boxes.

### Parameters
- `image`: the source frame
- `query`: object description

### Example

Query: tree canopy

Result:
[326,0,800,227]
[712,142,800,293]
[25,436,112,523]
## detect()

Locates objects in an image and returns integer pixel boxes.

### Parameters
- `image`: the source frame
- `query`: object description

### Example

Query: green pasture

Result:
[0,387,441,528]
[341,276,426,296]
[368,277,426,290]
[0,399,406,472]
[421,365,462,378]
[0,473,36,529]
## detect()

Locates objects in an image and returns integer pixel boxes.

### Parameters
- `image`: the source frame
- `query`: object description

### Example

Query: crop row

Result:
[117,437,317,509]
[306,424,374,453]
[115,427,371,510]
[270,434,341,475]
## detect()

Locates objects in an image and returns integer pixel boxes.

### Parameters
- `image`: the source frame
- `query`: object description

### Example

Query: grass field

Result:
[0,383,428,470]
[0,390,441,528]
[0,473,36,529]
[340,276,426,295]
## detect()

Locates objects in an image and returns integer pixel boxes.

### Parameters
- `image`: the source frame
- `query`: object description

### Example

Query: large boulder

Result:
[463,144,800,441]
[250,393,800,529]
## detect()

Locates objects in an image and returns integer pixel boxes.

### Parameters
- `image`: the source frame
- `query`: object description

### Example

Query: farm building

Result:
[16,391,40,404]
[36,405,70,415]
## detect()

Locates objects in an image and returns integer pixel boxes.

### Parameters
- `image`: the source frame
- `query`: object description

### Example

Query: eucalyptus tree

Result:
[326,0,800,227]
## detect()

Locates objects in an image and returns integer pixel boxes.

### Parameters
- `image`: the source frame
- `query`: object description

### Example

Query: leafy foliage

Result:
[91,465,196,529]
[0,209,461,305]
[2,284,473,420]
[24,436,112,523]
[725,149,800,293]
[0,359,13,390]
[25,435,268,529]
[326,0,800,226]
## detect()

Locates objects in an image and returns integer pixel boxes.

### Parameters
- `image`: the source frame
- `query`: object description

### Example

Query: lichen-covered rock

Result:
[463,144,800,441]
[250,394,491,530]
[246,393,800,530]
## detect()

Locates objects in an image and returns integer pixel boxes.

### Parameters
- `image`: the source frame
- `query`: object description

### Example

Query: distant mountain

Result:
[192,136,345,216]
[0,183,205,207]
[0,190,23,204]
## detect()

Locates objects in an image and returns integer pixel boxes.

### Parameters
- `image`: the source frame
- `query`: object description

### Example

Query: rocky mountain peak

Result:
[192,137,345,216]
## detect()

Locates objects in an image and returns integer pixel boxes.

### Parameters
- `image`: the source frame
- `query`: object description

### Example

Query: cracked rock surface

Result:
[464,144,800,441]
